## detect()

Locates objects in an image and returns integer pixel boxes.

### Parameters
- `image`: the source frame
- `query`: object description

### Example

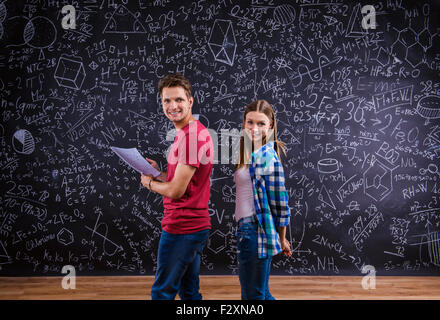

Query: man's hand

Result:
[145,157,159,171]
[141,174,153,190]
[146,157,167,182]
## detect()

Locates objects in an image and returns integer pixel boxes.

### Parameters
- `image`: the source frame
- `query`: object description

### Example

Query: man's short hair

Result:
[158,73,192,99]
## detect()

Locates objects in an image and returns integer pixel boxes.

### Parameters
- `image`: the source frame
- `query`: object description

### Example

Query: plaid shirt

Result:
[249,142,291,259]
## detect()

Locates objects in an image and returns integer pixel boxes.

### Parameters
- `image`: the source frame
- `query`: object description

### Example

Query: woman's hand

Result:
[276,226,292,257]
[281,238,292,257]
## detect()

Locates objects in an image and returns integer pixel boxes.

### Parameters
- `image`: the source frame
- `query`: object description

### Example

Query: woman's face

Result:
[244,111,272,143]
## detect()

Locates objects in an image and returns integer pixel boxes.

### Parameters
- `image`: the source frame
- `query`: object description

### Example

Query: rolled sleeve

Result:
[265,162,291,227]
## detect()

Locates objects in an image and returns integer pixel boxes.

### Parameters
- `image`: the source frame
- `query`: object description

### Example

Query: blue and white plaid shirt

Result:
[249,142,291,259]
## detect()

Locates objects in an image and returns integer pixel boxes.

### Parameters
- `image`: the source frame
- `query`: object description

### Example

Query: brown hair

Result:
[236,100,286,170]
[158,73,192,99]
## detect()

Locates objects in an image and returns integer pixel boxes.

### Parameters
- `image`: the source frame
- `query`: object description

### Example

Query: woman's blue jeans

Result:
[151,229,209,300]
[237,219,275,300]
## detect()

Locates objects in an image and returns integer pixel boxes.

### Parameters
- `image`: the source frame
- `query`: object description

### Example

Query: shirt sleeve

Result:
[264,155,291,228]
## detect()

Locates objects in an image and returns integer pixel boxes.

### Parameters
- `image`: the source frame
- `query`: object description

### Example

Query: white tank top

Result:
[234,167,256,222]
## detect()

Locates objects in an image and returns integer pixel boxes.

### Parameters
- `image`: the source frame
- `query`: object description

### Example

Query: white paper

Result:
[110,146,161,177]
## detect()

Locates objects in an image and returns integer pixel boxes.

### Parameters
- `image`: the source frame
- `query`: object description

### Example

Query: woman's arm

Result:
[277,226,292,256]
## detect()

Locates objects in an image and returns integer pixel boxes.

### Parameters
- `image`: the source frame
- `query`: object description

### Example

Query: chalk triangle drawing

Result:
[346,3,367,38]
[103,5,146,34]
[318,184,336,209]
[295,42,313,63]
[323,15,338,26]
[145,14,153,23]
[0,241,11,264]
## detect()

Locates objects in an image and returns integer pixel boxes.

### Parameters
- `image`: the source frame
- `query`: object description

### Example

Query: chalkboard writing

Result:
[0,0,439,276]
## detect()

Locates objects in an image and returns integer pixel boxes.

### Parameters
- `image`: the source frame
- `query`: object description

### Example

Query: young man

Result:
[141,73,214,300]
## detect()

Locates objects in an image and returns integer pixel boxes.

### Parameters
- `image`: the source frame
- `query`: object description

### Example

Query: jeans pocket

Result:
[237,223,253,251]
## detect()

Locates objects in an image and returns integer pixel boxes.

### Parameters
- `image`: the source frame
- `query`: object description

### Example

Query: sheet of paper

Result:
[110,146,161,177]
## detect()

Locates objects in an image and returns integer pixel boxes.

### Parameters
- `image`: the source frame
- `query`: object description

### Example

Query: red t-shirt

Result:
[162,120,214,234]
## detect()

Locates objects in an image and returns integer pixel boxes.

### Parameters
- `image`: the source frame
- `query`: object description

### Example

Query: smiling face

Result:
[161,86,194,129]
[244,111,272,143]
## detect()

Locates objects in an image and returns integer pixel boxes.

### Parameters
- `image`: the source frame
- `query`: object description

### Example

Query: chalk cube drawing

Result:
[54,56,86,90]
[208,19,236,66]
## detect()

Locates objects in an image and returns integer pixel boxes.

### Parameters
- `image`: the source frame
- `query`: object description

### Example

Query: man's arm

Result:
[155,171,167,182]
[142,163,196,199]
[145,157,167,182]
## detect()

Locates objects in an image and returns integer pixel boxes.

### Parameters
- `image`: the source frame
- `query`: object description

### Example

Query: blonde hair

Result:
[236,100,286,170]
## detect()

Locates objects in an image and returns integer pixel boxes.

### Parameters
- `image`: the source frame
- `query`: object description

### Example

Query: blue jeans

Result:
[237,219,275,300]
[151,229,210,300]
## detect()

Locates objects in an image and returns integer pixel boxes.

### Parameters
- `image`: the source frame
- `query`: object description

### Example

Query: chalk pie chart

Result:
[12,129,35,155]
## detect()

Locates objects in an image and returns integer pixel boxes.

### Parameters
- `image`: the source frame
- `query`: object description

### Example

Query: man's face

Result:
[161,86,193,126]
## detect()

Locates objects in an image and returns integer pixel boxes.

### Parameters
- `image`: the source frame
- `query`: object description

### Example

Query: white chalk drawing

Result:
[318,184,336,210]
[0,2,6,40]
[289,198,309,255]
[0,3,5,23]
[416,95,440,119]
[323,15,338,26]
[0,241,11,267]
[346,3,369,38]
[25,16,57,49]
[12,129,35,155]
[410,231,440,267]
[208,19,237,66]
[286,55,342,88]
[372,85,413,113]
[85,212,123,257]
[374,47,390,66]
[392,13,437,68]
[363,158,395,202]
[207,229,227,254]
[57,227,74,246]
[273,4,296,26]
[103,5,146,34]
[5,15,56,58]
[54,56,86,90]
[317,158,339,174]
[295,42,313,64]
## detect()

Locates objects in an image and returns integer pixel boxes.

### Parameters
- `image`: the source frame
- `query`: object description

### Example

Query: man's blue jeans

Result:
[237,219,275,300]
[151,229,209,300]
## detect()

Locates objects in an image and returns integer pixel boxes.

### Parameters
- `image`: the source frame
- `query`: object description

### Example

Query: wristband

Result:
[148,179,153,190]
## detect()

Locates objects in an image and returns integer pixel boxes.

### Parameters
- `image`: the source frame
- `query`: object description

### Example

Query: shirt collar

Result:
[252,141,275,157]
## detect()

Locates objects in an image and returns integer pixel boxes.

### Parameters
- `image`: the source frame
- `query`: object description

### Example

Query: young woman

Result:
[234,99,292,300]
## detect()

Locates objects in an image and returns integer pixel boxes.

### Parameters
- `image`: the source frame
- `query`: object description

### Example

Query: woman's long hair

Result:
[236,100,286,170]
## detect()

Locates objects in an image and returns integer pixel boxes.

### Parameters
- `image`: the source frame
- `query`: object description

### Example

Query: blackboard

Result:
[1,0,440,277]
